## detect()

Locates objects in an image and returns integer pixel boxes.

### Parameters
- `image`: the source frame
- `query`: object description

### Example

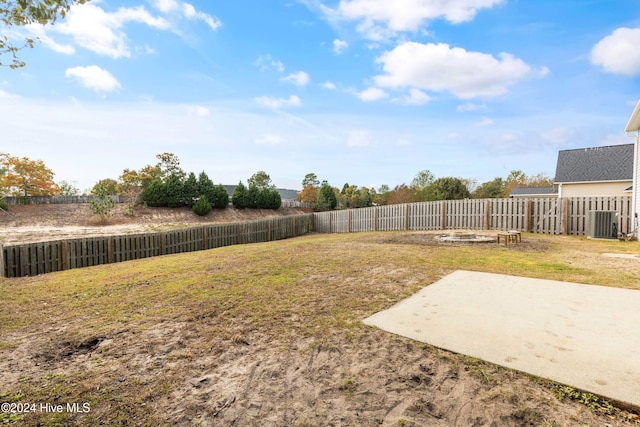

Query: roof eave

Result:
[624,98,640,133]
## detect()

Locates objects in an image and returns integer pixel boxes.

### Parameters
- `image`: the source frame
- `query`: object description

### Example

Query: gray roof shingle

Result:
[554,144,633,183]
[510,186,558,196]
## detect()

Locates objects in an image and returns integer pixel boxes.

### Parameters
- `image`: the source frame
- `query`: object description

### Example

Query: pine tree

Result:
[232,181,248,209]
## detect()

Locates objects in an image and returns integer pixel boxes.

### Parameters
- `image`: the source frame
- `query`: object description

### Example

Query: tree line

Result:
[0,152,553,215]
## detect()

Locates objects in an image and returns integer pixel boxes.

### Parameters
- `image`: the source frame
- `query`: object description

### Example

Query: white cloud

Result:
[322,0,504,40]
[356,87,388,102]
[374,42,539,99]
[65,66,121,93]
[185,105,210,117]
[347,130,372,147]
[154,0,179,13]
[182,3,222,31]
[25,25,75,55]
[591,27,640,76]
[256,134,287,145]
[322,81,337,90]
[39,3,171,58]
[333,39,349,54]
[254,95,302,109]
[281,71,310,86]
[474,117,494,127]
[541,127,579,145]
[254,54,285,73]
[398,88,430,105]
[457,102,486,112]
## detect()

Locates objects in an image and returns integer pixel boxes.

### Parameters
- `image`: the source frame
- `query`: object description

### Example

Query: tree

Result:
[386,184,416,205]
[1,0,90,69]
[314,181,337,211]
[163,173,184,207]
[182,172,199,207]
[57,180,79,196]
[472,177,505,199]
[142,179,164,207]
[0,153,59,196]
[503,170,554,198]
[298,185,317,204]
[411,170,435,202]
[247,183,260,208]
[192,195,212,216]
[232,181,248,209]
[248,171,273,190]
[117,168,144,213]
[91,178,117,196]
[301,173,319,188]
[210,184,229,209]
[429,177,471,200]
[156,152,185,181]
[265,189,281,210]
[89,181,115,223]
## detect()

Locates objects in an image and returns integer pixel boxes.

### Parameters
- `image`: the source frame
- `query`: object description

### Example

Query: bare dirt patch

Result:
[0,203,311,244]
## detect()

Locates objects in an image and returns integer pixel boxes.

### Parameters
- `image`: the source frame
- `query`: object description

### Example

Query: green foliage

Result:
[429,177,471,200]
[550,384,615,415]
[210,184,230,209]
[163,173,184,208]
[314,181,337,211]
[88,182,115,222]
[412,169,435,201]
[0,196,8,211]
[155,152,185,181]
[247,183,260,209]
[1,0,90,69]
[91,178,117,196]
[57,180,80,196]
[247,170,273,189]
[182,172,198,207]
[472,177,505,199]
[142,179,164,207]
[301,173,319,188]
[192,195,212,216]
[263,188,281,210]
[232,181,248,209]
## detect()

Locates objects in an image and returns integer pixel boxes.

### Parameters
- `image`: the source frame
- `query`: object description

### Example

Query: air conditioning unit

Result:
[588,210,618,239]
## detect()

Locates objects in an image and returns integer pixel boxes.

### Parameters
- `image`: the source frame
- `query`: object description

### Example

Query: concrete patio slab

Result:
[363,270,640,409]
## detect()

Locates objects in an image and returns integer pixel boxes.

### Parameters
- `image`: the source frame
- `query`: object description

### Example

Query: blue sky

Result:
[2,0,640,193]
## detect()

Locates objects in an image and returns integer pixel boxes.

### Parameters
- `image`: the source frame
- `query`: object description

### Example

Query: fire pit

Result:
[436,231,496,243]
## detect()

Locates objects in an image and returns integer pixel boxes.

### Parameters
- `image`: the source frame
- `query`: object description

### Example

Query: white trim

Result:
[553,179,632,185]
[625,98,640,133]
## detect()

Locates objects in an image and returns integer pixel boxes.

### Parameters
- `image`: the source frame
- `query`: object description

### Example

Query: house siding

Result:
[559,181,632,197]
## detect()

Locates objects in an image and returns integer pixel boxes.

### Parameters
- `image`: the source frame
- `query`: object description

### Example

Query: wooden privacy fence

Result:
[1,214,314,278]
[314,197,633,236]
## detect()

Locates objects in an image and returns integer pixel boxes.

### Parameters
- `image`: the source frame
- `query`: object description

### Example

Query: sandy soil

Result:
[0,204,311,244]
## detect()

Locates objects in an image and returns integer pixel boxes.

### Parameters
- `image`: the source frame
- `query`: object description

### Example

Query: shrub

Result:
[232,181,248,209]
[182,172,199,207]
[192,195,212,216]
[89,183,115,223]
[142,179,164,207]
[210,184,229,209]
[0,197,8,212]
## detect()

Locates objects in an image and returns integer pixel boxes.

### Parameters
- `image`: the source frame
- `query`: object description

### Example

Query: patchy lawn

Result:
[1,232,639,426]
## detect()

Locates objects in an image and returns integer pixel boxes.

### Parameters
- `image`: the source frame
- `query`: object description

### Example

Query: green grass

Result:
[1,231,639,425]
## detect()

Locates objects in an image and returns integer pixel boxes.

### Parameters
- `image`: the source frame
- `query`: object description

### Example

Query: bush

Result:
[210,184,229,209]
[142,179,164,207]
[232,181,248,209]
[89,183,115,223]
[192,195,212,216]
[0,197,8,211]
[182,172,199,207]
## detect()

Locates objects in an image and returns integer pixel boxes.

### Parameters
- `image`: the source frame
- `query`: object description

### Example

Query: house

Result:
[625,98,640,235]
[510,143,633,198]
[554,143,633,197]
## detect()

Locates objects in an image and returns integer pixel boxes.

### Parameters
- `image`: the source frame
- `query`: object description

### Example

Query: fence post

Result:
[107,238,113,264]
[0,243,5,278]
[61,242,68,271]
[441,201,447,230]
[374,207,378,231]
[485,200,490,230]
[404,204,409,230]
[561,198,569,235]
[526,199,533,232]
[348,210,352,233]
[203,226,208,250]
[160,234,166,255]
